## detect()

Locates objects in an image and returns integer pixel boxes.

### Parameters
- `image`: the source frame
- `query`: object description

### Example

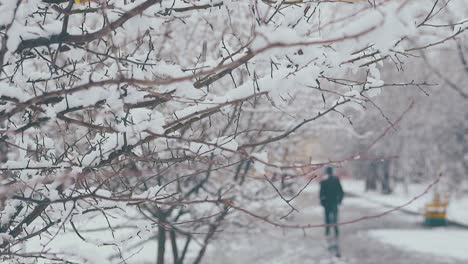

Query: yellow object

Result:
[74,0,89,4]
[424,193,449,225]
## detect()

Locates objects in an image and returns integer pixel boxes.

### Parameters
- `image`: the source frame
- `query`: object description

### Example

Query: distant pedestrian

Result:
[319,166,344,237]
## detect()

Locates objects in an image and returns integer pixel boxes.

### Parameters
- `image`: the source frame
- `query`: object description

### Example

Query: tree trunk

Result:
[157,225,166,264]
[178,235,192,264]
[193,207,228,264]
[365,162,378,191]
[170,229,179,264]
[381,160,392,194]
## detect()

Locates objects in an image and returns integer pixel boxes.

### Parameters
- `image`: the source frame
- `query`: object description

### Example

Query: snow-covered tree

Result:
[1,0,466,263]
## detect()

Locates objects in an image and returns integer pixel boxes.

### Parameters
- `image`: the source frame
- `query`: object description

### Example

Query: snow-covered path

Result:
[205,189,466,264]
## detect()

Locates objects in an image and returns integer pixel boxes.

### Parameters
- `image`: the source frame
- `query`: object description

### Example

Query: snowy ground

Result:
[343,179,468,226]
[368,229,468,261]
[19,181,468,263]
[204,185,468,264]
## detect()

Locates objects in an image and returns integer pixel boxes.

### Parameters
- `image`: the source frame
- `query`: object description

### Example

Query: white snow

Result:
[0,233,13,245]
[368,229,468,261]
[251,151,269,174]
[343,179,468,227]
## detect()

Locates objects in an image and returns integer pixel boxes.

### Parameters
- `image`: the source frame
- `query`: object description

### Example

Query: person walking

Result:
[319,166,344,237]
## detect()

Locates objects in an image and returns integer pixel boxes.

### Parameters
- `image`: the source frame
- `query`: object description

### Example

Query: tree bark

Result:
[170,229,179,264]
[157,225,166,264]
[381,160,392,194]
[365,162,377,191]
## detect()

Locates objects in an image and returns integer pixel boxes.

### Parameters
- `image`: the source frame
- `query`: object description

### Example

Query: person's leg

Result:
[333,206,339,237]
[324,207,331,236]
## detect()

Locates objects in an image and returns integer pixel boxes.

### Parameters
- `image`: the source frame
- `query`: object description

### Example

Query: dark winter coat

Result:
[319,176,344,208]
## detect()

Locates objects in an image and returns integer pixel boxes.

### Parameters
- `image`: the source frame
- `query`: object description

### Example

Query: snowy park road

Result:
[205,189,467,264]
